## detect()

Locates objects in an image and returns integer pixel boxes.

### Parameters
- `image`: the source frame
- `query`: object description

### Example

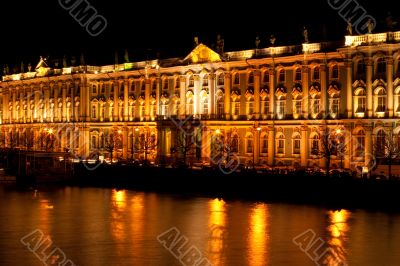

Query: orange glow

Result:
[130,193,145,257]
[110,190,127,242]
[208,199,227,265]
[248,204,269,266]
[325,210,351,265]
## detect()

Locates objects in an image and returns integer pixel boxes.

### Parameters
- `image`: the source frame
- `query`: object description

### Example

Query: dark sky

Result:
[0,0,396,69]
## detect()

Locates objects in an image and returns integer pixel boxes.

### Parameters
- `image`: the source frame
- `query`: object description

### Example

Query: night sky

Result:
[0,0,397,69]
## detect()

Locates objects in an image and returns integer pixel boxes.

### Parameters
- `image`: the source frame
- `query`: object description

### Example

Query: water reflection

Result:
[326,209,351,265]
[111,189,127,242]
[248,203,269,266]
[208,199,227,266]
[130,193,145,258]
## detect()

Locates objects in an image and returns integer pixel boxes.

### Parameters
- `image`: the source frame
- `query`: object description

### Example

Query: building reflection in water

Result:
[248,203,269,266]
[208,198,227,266]
[325,209,351,265]
[110,189,127,242]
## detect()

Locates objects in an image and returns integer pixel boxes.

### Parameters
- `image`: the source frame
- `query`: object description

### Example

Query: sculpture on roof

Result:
[270,35,276,46]
[347,21,353,35]
[216,34,224,54]
[303,27,309,43]
[367,19,374,34]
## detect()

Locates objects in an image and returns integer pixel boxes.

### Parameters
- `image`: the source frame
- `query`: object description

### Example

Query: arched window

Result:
[201,94,209,115]
[232,99,240,116]
[375,87,387,114]
[313,67,320,80]
[311,134,320,155]
[331,65,339,79]
[234,73,240,85]
[247,96,254,116]
[175,78,180,89]
[278,69,285,83]
[263,71,270,84]
[355,88,366,114]
[248,72,254,85]
[376,58,386,79]
[261,134,268,154]
[163,79,169,91]
[376,130,386,157]
[91,105,97,119]
[295,68,302,82]
[293,134,301,155]
[101,83,106,94]
[293,95,302,118]
[276,96,286,119]
[92,85,97,94]
[203,75,209,87]
[231,135,239,153]
[189,76,195,88]
[261,96,269,116]
[173,100,180,116]
[277,134,285,154]
[218,74,225,86]
[246,134,253,153]
[91,135,97,149]
[355,130,365,157]
[356,60,366,80]
[186,94,194,115]
[216,91,224,118]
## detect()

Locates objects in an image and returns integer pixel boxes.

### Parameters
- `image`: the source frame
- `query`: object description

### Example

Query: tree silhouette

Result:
[374,131,400,180]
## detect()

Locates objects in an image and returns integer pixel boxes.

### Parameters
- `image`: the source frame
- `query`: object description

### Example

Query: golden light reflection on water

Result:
[208,199,227,266]
[248,203,269,266]
[325,209,351,265]
[130,193,145,256]
[111,189,127,242]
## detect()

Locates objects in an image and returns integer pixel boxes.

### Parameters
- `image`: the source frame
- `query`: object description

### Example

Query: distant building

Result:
[1,32,400,173]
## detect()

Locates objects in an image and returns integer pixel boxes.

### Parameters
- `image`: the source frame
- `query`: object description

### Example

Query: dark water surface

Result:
[0,186,399,266]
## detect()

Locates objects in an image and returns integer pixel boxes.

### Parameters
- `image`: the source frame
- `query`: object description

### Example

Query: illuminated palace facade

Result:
[2,31,400,171]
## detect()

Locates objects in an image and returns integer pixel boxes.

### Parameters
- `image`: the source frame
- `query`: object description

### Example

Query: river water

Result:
[0,185,399,266]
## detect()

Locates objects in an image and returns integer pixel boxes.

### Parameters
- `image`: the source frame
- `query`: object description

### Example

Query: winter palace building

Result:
[2,31,400,172]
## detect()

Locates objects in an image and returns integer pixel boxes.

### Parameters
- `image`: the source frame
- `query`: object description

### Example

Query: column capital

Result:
[224,72,232,79]
[365,58,373,66]
[386,57,394,65]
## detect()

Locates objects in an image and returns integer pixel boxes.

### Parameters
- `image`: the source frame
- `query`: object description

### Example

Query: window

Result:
[376,88,387,113]
[175,78,180,89]
[356,89,366,113]
[189,76,195,87]
[161,103,168,116]
[376,130,386,157]
[186,98,194,115]
[141,81,146,93]
[355,134,365,157]
[163,79,169,91]
[277,135,285,154]
[173,101,180,116]
[101,84,106,94]
[247,98,254,115]
[376,58,386,79]
[314,67,320,80]
[233,101,240,116]
[293,135,301,154]
[231,135,239,153]
[262,99,269,115]
[234,74,240,85]
[246,137,253,153]
[263,71,270,83]
[311,135,319,155]
[130,82,135,93]
[329,98,340,117]
[311,98,320,115]
[218,74,225,86]
[261,136,268,153]
[278,69,285,83]
[92,85,97,94]
[356,60,366,80]
[91,105,97,119]
[276,98,286,119]
[295,68,302,82]
[294,97,302,116]
[110,84,115,94]
[91,136,97,149]
[203,75,209,87]
[201,97,209,115]
[248,72,254,85]
[331,65,339,79]
[217,96,224,117]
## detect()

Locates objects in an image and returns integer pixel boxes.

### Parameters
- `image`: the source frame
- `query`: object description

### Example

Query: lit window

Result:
[262,136,268,154]
[314,67,320,80]
[277,135,285,154]
[331,65,339,79]
[246,137,253,153]
[279,69,285,83]
[293,135,301,154]
[295,68,302,82]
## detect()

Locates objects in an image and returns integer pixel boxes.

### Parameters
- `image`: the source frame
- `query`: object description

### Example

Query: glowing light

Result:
[48,129,54,135]
[257,127,262,131]
[248,204,269,266]
[215,129,221,135]
[118,130,122,134]
[135,128,139,132]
